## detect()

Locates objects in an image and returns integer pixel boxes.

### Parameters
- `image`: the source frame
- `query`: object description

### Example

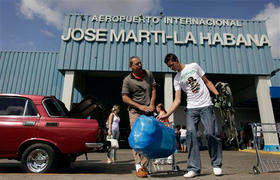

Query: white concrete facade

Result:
[255,76,279,149]
[62,71,75,110]
[164,73,174,124]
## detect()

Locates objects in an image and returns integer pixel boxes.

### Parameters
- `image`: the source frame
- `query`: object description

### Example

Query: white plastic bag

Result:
[106,135,119,149]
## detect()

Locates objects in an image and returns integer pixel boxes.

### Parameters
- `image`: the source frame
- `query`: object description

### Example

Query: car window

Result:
[0,97,26,116]
[0,97,38,116]
[24,100,38,116]
[43,98,68,117]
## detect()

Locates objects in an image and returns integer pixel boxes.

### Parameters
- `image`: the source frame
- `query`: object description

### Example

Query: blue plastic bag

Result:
[128,115,177,159]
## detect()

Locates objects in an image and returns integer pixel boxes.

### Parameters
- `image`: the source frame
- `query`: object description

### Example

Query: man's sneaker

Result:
[183,171,198,178]
[136,167,148,178]
[213,167,222,176]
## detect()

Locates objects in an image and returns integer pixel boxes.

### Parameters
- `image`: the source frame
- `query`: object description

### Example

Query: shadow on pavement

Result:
[0,162,22,173]
[0,159,136,174]
[56,162,135,174]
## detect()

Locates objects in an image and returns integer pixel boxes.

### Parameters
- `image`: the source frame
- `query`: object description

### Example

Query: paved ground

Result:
[0,149,279,180]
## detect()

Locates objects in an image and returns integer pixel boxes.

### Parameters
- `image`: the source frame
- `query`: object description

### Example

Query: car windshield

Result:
[43,98,69,117]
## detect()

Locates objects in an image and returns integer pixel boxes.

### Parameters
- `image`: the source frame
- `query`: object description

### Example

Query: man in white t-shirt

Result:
[157,53,222,178]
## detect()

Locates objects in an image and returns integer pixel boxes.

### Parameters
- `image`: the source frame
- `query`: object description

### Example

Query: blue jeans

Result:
[180,136,187,145]
[186,105,222,173]
[255,137,261,150]
[107,129,119,160]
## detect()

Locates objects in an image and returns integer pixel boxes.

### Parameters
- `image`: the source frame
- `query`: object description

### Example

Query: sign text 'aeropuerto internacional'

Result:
[61,15,271,47]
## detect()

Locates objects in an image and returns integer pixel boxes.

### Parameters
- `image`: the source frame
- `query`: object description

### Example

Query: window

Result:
[43,98,68,117]
[25,100,38,116]
[0,97,38,116]
[0,97,26,116]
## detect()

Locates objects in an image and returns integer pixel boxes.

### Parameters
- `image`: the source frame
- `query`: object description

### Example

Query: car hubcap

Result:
[26,149,49,172]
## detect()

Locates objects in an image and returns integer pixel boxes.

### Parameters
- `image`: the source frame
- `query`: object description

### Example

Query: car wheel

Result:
[21,143,56,173]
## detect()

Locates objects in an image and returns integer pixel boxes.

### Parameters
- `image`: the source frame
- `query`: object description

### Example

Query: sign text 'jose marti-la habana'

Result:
[61,15,271,47]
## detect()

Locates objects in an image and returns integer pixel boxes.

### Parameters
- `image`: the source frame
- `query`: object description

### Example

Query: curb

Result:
[238,149,280,155]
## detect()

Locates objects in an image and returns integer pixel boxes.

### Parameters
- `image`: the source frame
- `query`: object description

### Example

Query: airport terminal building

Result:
[1,14,279,151]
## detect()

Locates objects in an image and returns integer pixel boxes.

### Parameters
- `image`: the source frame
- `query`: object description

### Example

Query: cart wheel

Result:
[173,165,180,171]
[253,166,260,174]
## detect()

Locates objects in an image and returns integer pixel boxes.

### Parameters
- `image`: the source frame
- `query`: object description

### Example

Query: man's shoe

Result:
[213,167,222,176]
[183,171,198,178]
[136,168,148,178]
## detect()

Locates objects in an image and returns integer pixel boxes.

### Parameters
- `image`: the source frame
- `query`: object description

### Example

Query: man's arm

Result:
[148,85,156,112]
[157,90,181,120]
[202,75,219,95]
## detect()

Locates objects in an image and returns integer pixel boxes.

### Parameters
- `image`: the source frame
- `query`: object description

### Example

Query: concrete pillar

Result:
[255,76,279,151]
[62,71,75,110]
[164,73,174,124]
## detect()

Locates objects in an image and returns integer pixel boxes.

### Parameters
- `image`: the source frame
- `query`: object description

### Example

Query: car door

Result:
[37,97,101,153]
[0,96,39,154]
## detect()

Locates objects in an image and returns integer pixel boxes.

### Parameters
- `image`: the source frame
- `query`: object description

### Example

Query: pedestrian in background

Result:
[175,125,181,151]
[180,125,187,153]
[154,103,173,164]
[156,103,169,126]
[106,105,120,164]
[256,125,262,150]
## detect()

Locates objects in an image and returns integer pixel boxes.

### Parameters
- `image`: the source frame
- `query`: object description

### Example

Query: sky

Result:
[0,0,280,58]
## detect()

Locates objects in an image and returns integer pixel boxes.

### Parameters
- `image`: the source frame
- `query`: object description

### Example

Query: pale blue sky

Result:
[0,0,279,58]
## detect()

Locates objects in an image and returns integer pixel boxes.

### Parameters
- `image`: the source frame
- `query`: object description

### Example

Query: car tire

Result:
[68,98,97,118]
[21,143,56,173]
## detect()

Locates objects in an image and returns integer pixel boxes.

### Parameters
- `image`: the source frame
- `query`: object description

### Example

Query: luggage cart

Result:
[148,153,184,175]
[147,122,186,176]
[251,122,280,174]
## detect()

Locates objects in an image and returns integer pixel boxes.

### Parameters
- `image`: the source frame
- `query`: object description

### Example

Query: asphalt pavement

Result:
[0,149,279,180]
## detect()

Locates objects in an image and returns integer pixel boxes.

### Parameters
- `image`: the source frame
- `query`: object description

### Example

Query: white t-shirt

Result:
[174,63,213,109]
[180,129,187,137]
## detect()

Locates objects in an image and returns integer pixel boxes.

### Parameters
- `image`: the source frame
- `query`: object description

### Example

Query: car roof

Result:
[0,94,54,102]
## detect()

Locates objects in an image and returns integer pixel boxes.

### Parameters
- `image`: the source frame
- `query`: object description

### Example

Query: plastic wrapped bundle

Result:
[128,115,177,159]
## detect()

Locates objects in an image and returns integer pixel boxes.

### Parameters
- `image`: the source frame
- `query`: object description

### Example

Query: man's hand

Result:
[139,105,152,113]
[157,113,170,121]
[213,94,220,103]
[148,104,155,112]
